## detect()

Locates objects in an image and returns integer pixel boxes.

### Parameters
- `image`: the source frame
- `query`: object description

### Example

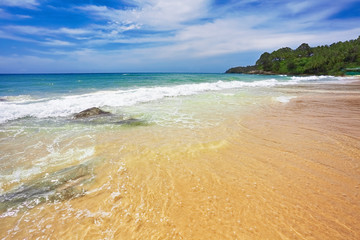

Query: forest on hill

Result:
[226,36,360,76]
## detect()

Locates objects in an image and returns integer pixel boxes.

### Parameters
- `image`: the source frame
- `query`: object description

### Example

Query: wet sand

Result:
[1,80,360,239]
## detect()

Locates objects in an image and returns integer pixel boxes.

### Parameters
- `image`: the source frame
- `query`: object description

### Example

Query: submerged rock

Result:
[74,107,111,119]
[0,163,93,212]
[72,108,147,126]
[116,118,145,126]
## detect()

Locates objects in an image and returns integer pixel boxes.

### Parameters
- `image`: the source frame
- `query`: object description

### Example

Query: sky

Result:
[0,0,359,73]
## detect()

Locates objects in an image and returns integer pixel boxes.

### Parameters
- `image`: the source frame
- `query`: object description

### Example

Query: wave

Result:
[290,75,332,81]
[0,76,347,123]
[288,75,359,83]
[0,95,38,103]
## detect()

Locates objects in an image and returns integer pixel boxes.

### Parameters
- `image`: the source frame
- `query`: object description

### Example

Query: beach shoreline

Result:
[1,75,360,239]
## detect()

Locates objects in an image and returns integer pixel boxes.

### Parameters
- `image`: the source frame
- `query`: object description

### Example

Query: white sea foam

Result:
[0,77,345,123]
[0,146,95,194]
[290,75,335,81]
[290,75,359,84]
[275,96,297,103]
[1,95,37,102]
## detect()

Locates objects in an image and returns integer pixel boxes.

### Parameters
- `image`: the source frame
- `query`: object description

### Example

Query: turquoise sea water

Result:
[0,73,282,97]
[0,73,348,124]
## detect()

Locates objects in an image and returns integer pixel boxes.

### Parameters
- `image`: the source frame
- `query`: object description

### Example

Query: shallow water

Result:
[0,74,359,239]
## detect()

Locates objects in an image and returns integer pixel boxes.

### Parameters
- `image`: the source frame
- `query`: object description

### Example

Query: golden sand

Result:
[1,81,360,239]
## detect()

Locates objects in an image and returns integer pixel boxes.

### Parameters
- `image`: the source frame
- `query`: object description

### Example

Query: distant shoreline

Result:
[226,36,360,76]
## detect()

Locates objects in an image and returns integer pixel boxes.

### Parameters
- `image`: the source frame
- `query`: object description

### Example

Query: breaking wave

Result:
[0,76,347,123]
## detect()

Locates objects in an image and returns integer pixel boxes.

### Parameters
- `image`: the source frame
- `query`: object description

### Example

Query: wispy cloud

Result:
[3,25,92,36]
[0,8,31,19]
[77,0,210,30]
[42,39,73,46]
[0,29,38,43]
[0,0,359,73]
[128,16,360,59]
[0,0,40,9]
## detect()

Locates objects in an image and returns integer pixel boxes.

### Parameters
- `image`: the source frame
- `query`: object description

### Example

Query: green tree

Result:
[256,52,272,71]
[226,36,360,75]
[295,43,312,57]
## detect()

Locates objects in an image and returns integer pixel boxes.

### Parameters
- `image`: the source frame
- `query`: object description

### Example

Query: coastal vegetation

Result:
[226,36,360,75]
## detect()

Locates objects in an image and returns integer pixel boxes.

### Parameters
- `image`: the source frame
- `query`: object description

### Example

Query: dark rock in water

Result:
[0,163,93,212]
[74,107,111,119]
[116,118,144,126]
[72,108,146,126]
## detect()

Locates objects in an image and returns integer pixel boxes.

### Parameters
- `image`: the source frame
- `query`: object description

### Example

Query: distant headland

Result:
[226,36,360,76]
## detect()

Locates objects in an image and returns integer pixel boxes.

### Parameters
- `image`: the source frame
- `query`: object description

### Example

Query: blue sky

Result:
[0,0,359,73]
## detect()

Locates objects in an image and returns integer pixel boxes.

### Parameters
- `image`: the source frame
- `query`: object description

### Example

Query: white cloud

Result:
[73,0,360,50]
[4,25,93,36]
[1,0,360,73]
[42,39,73,46]
[0,8,31,19]
[136,17,360,58]
[0,0,39,9]
[0,29,38,43]
[58,28,93,35]
[286,1,312,14]
[4,25,47,35]
[1,24,360,73]
[0,26,78,47]
[78,0,210,30]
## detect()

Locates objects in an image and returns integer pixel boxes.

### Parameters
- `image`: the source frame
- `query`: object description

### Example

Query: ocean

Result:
[1,73,359,239]
[0,73,347,123]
